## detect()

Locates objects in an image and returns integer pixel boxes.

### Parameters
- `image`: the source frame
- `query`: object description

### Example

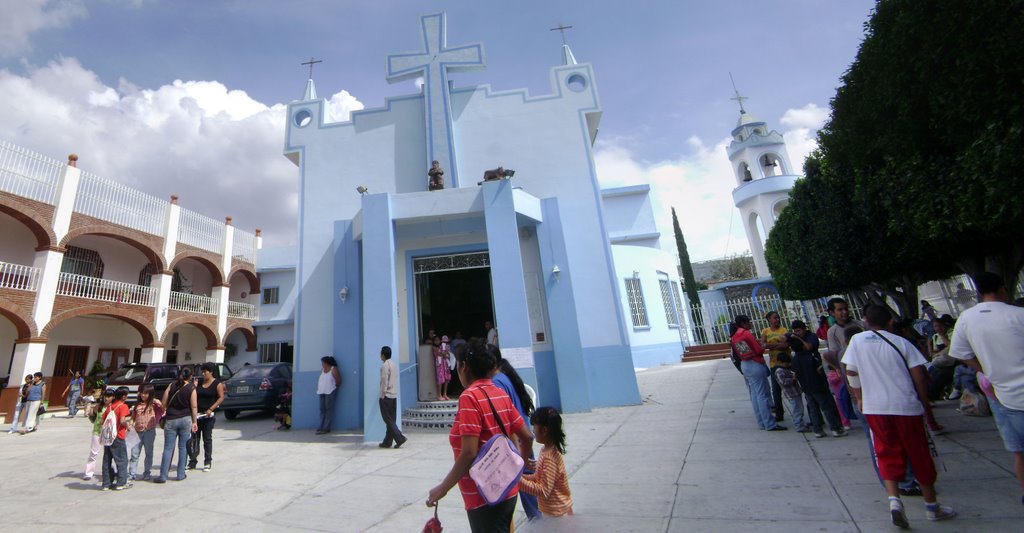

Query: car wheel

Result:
[224,410,239,420]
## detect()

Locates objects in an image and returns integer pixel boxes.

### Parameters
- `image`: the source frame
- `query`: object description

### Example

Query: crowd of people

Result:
[728,271,1024,528]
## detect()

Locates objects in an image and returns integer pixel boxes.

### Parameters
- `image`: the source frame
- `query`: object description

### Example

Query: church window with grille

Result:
[659,274,679,327]
[624,277,649,328]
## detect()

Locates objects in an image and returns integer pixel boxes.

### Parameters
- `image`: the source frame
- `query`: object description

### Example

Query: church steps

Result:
[402,400,457,431]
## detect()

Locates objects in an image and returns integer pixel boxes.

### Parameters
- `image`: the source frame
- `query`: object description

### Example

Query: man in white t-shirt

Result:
[843,304,955,527]
[485,320,499,347]
[949,272,1024,505]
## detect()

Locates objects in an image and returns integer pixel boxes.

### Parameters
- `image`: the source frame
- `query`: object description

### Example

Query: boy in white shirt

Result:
[843,304,955,528]
[949,272,1024,506]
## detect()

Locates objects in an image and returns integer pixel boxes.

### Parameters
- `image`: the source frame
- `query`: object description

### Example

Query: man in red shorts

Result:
[842,304,956,528]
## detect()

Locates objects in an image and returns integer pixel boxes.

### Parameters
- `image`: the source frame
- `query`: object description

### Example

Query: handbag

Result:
[468,389,525,506]
[422,503,442,533]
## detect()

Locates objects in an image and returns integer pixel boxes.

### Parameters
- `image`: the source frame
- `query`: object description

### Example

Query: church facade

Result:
[283,13,683,440]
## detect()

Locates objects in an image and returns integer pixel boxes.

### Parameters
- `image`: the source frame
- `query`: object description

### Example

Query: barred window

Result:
[262,287,279,305]
[624,277,649,328]
[659,276,679,327]
[671,282,684,323]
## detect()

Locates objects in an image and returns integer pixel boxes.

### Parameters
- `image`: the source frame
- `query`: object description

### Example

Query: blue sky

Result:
[0,0,875,260]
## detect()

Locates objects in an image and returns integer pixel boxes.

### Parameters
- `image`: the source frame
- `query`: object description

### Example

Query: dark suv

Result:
[106,362,233,404]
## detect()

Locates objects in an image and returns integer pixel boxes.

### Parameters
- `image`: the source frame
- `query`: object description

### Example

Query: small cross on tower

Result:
[550,24,573,46]
[729,72,748,114]
[302,57,323,79]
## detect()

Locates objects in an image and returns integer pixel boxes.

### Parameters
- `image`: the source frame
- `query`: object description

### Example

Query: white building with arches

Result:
[727,107,799,278]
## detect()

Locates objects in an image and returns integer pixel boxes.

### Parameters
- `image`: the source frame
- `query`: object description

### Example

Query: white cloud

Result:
[0,0,88,57]
[594,106,826,264]
[0,57,364,246]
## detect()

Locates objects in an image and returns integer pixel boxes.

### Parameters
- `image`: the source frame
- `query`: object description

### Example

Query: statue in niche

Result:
[428,160,445,191]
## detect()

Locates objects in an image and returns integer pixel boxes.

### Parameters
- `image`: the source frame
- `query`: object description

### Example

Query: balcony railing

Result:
[227,301,257,320]
[74,170,168,236]
[0,261,41,292]
[232,229,257,264]
[0,140,62,205]
[178,208,224,254]
[169,291,218,315]
[57,273,155,306]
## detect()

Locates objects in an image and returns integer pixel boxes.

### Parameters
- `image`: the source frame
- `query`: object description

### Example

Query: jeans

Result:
[159,417,193,481]
[8,402,23,432]
[786,396,806,429]
[741,360,777,430]
[953,365,979,393]
[67,389,81,416]
[102,437,128,488]
[770,366,784,420]
[188,416,215,467]
[319,390,338,432]
[805,390,843,433]
[129,428,157,479]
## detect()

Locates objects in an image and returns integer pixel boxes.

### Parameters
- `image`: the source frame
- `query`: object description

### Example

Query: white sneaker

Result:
[926,504,956,521]
[947,390,962,400]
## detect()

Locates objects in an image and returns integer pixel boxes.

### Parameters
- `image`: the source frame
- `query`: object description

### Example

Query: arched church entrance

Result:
[412,250,495,401]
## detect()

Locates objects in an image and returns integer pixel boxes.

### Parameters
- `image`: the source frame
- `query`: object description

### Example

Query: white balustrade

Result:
[232,229,257,264]
[227,301,257,320]
[74,170,167,235]
[57,272,155,306]
[0,261,41,292]
[0,140,62,204]
[169,290,218,315]
[178,208,224,253]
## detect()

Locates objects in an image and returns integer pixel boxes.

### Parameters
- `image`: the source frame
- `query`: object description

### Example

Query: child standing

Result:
[101,388,131,491]
[519,406,573,517]
[83,389,113,481]
[275,385,292,430]
[129,384,163,481]
[774,353,809,432]
[433,336,451,400]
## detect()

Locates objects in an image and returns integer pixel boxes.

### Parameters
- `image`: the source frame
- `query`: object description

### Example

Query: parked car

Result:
[220,363,291,419]
[106,362,234,404]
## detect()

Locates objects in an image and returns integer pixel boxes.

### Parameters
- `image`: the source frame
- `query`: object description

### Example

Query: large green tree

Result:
[767,0,1023,310]
[672,208,706,342]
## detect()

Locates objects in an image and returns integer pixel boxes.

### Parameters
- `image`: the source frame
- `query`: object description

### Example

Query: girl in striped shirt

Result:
[520,406,574,517]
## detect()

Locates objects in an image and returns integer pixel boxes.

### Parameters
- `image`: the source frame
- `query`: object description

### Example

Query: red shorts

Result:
[864,414,937,486]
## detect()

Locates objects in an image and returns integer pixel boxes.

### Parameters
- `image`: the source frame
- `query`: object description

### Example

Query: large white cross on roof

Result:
[386,12,485,188]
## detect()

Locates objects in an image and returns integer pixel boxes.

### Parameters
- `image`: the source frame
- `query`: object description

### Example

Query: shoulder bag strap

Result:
[479,388,509,438]
[871,330,911,375]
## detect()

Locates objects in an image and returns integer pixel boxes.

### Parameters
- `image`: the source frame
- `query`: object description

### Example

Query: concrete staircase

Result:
[682,342,732,363]
[402,400,456,431]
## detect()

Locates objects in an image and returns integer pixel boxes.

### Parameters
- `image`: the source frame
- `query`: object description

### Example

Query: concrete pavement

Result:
[1,359,1021,532]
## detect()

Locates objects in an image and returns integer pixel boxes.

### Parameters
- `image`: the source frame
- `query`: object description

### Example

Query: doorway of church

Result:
[414,252,495,401]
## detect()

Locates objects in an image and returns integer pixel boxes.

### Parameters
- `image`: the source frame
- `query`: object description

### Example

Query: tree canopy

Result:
[766,0,1024,314]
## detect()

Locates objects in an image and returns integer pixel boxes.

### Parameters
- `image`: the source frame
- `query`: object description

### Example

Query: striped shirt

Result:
[519,445,573,516]
[450,379,525,510]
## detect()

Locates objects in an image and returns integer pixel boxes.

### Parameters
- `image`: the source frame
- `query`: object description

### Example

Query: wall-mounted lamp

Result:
[339,286,349,303]
[632,270,640,279]
[356,186,368,195]
[551,264,561,281]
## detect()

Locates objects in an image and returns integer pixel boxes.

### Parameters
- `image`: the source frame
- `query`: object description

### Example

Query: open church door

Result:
[413,251,494,401]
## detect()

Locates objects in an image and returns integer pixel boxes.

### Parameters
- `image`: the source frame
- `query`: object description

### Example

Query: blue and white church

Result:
[282,13,684,440]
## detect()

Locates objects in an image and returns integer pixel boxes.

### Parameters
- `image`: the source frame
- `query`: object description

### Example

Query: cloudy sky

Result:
[0,0,874,260]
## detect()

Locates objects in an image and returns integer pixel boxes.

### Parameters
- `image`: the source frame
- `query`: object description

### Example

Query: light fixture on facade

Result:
[632,270,640,279]
[356,186,368,195]
[551,264,561,280]
[339,286,349,303]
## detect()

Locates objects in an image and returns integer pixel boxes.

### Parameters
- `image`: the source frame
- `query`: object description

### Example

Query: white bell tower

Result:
[726,81,799,278]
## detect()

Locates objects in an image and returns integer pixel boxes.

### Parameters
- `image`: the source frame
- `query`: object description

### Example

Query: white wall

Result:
[0,210,38,266]
[257,269,296,323]
[0,317,17,382]
[166,325,210,362]
[45,315,144,374]
[611,244,685,352]
[68,234,148,283]
[175,257,213,295]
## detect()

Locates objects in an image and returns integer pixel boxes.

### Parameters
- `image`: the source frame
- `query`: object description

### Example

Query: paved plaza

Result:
[2,360,1021,532]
